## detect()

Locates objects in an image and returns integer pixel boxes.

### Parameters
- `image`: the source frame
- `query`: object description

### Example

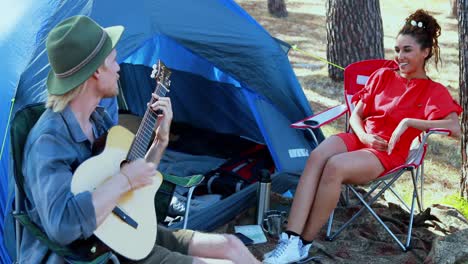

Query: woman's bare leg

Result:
[286,136,347,234]
[301,150,385,240]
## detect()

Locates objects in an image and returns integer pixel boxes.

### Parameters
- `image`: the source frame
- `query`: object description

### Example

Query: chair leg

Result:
[306,128,318,146]
[405,169,421,249]
[326,171,410,251]
[183,186,196,229]
[348,187,408,251]
[419,163,425,212]
[326,210,335,240]
[411,168,423,214]
[109,253,120,264]
[360,181,383,202]
[15,186,23,262]
[326,181,392,242]
[386,183,411,211]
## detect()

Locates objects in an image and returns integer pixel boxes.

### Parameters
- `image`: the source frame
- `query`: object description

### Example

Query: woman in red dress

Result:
[264,9,462,264]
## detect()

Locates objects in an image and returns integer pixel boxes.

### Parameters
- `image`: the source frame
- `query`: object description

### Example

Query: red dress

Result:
[337,67,462,172]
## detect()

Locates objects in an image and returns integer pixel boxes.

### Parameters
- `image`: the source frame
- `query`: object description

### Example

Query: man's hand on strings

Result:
[147,93,173,145]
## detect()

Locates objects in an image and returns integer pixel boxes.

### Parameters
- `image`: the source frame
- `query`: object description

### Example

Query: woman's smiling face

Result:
[394,34,430,79]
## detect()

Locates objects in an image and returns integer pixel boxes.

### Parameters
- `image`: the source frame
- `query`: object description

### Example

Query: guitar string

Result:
[127,76,170,160]
[130,94,159,158]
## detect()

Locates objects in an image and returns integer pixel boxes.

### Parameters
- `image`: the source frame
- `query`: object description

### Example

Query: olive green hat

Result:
[46,15,124,95]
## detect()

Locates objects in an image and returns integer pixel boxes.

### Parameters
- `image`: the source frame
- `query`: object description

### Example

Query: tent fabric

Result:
[0,2,59,262]
[118,63,262,142]
[0,0,323,262]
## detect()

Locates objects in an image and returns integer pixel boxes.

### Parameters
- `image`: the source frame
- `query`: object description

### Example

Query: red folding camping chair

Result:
[290,59,451,251]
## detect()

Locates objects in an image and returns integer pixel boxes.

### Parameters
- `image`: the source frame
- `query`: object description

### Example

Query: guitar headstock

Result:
[150,60,171,92]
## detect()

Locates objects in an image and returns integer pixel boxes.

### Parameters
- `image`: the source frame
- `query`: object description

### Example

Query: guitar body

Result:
[71,125,163,260]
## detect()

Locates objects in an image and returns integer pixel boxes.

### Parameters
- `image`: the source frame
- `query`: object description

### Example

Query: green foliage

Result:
[440,194,468,219]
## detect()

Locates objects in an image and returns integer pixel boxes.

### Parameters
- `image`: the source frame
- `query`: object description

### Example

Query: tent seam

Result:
[0,98,15,161]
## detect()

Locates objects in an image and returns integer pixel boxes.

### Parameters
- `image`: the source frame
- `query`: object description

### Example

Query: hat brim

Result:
[106,25,124,50]
[47,25,124,95]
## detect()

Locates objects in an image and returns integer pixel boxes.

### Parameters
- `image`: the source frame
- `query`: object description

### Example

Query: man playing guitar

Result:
[21,15,260,264]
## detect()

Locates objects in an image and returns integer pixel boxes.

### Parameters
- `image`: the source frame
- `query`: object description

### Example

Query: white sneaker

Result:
[263,249,274,259]
[168,194,186,217]
[263,232,304,264]
[263,233,290,259]
[300,243,312,259]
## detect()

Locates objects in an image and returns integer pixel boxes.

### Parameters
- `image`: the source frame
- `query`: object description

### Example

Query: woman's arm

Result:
[350,101,388,151]
[387,112,460,154]
[406,112,461,137]
[349,101,366,139]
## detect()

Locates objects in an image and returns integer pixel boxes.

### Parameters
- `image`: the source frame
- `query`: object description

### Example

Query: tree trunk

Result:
[459,0,468,198]
[451,0,458,17]
[268,0,288,18]
[326,0,384,80]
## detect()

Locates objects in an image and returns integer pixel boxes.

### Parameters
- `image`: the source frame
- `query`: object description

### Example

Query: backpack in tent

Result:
[202,144,275,197]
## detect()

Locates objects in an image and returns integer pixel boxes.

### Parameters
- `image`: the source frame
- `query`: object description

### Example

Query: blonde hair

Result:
[46,83,85,112]
[46,51,114,112]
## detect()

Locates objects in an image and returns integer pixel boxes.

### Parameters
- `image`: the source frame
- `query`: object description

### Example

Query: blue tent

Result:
[0,0,323,262]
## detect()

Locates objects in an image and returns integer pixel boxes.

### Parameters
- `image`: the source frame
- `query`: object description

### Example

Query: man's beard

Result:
[103,83,119,98]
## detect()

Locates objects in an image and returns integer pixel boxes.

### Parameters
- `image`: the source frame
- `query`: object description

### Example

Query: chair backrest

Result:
[341,59,398,133]
[343,59,398,113]
[9,103,46,260]
[9,103,121,263]
[10,103,46,200]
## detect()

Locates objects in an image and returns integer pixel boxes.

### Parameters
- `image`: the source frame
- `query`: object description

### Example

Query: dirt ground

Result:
[218,192,468,263]
[227,1,468,263]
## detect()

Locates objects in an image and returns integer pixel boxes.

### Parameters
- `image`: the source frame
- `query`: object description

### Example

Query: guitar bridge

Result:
[112,206,138,229]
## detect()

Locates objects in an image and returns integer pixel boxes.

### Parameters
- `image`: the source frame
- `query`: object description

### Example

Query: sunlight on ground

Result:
[302,89,340,108]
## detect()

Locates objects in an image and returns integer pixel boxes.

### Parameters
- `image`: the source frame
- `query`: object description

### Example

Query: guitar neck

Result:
[126,82,169,161]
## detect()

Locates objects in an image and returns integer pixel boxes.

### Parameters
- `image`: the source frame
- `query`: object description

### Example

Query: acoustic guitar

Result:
[70,61,171,260]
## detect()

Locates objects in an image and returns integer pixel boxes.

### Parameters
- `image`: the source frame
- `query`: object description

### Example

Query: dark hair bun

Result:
[406,9,441,40]
[400,9,442,67]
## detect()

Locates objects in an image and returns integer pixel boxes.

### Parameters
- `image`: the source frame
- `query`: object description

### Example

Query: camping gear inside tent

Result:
[0,0,324,262]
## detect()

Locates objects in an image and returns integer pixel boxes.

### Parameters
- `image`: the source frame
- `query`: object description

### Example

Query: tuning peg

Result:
[152,64,157,70]
[150,73,155,78]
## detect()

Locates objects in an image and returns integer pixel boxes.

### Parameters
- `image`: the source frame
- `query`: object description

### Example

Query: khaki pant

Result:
[121,225,194,264]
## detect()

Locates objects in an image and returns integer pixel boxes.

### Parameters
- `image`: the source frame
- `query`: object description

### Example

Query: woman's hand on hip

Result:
[360,133,388,151]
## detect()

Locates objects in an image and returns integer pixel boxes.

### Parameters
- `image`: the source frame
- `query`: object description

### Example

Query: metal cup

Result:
[262,210,287,238]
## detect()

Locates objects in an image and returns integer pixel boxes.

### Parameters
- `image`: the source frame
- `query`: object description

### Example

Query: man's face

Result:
[97,49,120,97]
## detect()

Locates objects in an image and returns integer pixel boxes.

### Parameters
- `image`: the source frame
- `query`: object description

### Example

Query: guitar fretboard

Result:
[126,82,169,161]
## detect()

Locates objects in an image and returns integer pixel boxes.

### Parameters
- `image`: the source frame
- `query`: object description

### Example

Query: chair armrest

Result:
[12,212,75,257]
[71,252,119,264]
[426,128,451,136]
[160,174,205,230]
[12,212,120,263]
[420,128,451,146]
[162,174,205,188]
[291,104,348,129]
[403,128,451,166]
